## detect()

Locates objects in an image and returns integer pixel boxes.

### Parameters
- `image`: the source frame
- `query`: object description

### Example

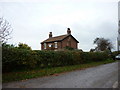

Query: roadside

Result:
[3,59,115,83]
[112,81,118,88]
[3,62,118,88]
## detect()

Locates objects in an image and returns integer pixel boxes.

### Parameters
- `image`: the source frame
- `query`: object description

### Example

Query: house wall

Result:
[61,36,77,49]
[41,43,44,50]
[41,42,62,50]
[41,36,78,50]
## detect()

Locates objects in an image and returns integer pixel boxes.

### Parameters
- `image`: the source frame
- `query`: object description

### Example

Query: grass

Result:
[3,59,115,83]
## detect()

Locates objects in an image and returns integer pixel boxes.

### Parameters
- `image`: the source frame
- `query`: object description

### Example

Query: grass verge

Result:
[3,59,115,83]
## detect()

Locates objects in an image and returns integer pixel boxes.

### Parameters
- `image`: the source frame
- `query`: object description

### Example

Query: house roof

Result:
[41,34,79,44]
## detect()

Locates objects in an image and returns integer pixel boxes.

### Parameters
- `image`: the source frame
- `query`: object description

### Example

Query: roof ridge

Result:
[41,34,69,43]
[52,34,68,38]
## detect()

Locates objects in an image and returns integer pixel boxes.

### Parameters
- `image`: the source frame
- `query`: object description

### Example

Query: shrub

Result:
[64,46,74,50]
[2,47,111,73]
[17,43,32,50]
[111,51,120,60]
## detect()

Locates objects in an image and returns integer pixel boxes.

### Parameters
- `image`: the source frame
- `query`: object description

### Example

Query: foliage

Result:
[90,49,95,52]
[111,51,120,60]
[2,43,15,49]
[64,46,74,50]
[2,46,112,73]
[3,59,115,83]
[94,37,113,51]
[17,43,32,50]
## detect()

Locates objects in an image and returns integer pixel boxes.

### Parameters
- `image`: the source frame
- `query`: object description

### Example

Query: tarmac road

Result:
[3,62,118,88]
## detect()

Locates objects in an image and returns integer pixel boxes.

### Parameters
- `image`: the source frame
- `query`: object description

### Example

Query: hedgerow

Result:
[2,48,111,73]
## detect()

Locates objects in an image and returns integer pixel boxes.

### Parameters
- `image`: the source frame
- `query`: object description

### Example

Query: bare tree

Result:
[0,17,13,43]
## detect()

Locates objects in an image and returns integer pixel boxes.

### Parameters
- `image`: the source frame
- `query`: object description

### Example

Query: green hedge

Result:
[2,48,111,73]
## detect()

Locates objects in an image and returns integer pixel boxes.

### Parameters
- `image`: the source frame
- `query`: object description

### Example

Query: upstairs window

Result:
[44,43,46,49]
[54,42,57,48]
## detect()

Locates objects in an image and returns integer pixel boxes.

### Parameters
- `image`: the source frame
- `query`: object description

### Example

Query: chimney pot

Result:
[49,32,52,38]
[67,28,71,34]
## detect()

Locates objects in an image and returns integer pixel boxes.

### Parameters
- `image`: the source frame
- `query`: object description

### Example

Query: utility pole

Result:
[118,19,120,53]
[117,37,119,53]
[118,1,120,53]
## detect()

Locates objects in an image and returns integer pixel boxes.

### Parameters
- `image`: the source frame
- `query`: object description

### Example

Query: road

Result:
[3,62,118,88]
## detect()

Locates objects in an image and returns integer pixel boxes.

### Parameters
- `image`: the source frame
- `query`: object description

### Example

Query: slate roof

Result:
[41,34,79,44]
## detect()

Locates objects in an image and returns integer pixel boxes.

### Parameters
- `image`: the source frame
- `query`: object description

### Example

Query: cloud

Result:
[0,1,118,51]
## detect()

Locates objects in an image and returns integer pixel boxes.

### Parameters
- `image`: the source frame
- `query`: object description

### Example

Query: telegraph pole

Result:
[118,19,120,53]
[117,37,119,53]
[118,1,120,53]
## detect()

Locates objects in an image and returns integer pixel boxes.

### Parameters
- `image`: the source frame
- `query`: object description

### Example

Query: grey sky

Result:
[0,0,119,51]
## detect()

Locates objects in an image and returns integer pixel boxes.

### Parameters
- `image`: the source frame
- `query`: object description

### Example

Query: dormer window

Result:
[54,42,57,48]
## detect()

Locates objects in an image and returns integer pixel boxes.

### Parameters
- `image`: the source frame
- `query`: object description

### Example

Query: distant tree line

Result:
[2,42,32,50]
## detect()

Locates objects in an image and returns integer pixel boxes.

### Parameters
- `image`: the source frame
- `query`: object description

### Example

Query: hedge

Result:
[2,48,111,73]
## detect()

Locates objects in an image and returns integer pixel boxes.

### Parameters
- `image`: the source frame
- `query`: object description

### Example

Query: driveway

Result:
[3,62,118,88]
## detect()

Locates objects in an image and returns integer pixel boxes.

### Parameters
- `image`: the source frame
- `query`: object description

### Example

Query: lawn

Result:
[3,59,115,83]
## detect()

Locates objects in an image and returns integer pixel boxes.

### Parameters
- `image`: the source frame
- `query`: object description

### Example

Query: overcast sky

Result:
[0,0,119,51]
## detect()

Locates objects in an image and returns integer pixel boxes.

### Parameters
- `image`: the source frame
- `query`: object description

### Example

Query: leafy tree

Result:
[0,17,13,43]
[93,37,113,51]
[2,43,15,49]
[17,43,32,50]
[90,49,95,52]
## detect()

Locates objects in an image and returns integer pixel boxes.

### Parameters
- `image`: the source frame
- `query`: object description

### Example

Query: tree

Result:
[17,43,32,50]
[93,37,113,52]
[0,17,13,43]
[90,49,95,52]
[2,43,15,49]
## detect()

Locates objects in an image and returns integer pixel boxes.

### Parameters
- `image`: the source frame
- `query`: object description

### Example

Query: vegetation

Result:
[2,43,117,83]
[3,59,115,83]
[1,18,116,83]
[0,17,13,43]
[64,46,74,50]
[111,51,120,60]
[17,43,32,50]
[2,43,15,49]
[3,43,112,73]
[93,37,113,52]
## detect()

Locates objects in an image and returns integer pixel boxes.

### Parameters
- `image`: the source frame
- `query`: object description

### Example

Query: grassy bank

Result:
[3,59,115,83]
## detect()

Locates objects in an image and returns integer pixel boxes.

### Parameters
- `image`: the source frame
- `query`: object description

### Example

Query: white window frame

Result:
[44,43,46,49]
[54,42,57,48]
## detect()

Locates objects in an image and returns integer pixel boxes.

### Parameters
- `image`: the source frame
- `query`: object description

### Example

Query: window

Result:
[54,42,57,48]
[44,43,46,49]
[48,44,52,47]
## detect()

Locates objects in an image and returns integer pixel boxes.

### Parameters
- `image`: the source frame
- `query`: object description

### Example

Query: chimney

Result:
[67,28,71,34]
[49,32,52,38]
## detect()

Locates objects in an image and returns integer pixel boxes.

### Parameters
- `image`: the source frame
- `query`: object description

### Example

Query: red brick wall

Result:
[41,36,78,50]
[41,43,43,50]
[41,42,62,50]
[61,36,77,49]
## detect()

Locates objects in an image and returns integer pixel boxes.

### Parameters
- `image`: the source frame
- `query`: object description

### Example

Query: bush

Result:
[17,43,32,50]
[64,46,74,50]
[111,51,120,60]
[2,47,111,73]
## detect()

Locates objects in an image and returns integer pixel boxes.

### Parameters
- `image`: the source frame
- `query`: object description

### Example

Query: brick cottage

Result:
[41,28,79,50]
